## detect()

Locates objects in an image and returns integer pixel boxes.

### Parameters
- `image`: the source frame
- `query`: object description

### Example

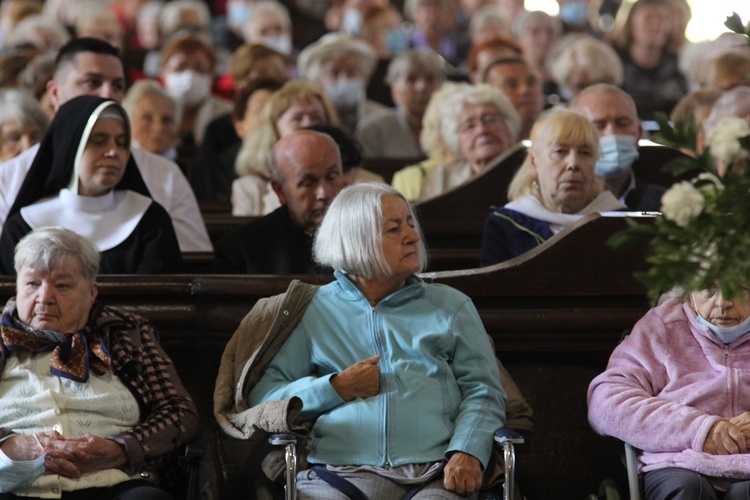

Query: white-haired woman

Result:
[513,10,561,98]
[5,14,70,53]
[480,108,626,266]
[418,82,521,201]
[356,48,444,159]
[547,35,624,102]
[247,182,506,499]
[297,33,384,134]
[390,82,462,201]
[0,89,48,163]
[0,226,198,498]
[122,79,181,163]
[241,0,294,56]
[159,0,211,39]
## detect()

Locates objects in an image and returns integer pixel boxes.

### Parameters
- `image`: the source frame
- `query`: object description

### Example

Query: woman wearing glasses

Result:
[418,83,520,202]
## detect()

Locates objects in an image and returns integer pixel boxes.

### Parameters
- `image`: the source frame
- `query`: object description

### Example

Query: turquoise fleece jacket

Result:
[249,271,506,469]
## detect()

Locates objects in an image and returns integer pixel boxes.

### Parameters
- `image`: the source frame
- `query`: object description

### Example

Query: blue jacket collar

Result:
[333,269,424,307]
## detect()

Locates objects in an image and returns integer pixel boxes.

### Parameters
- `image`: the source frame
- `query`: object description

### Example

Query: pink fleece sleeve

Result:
[587,300,720,453]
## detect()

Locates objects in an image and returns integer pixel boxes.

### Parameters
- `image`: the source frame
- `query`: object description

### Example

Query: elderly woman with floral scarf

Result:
[0,227,198,499]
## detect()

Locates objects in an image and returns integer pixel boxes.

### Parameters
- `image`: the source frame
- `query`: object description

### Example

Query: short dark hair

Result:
[304,124,363,172]
[54,37,121,77]
[233,76,286,121]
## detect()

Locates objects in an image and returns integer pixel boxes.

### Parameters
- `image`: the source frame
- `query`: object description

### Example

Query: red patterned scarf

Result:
[0,299,110,382]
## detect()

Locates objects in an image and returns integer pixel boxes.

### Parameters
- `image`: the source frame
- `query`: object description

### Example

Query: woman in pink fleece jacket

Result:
[588,289,750,499]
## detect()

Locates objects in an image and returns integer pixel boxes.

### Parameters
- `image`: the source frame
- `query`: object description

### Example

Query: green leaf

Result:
[726,13,745,34]
[661,157,702,176]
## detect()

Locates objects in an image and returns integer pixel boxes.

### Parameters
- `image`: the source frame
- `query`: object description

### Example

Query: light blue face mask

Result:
[0,451,45,490]
[228,4,250,27]
[341,9,363,36]
[559,1,588,26]
[595,134,640,180]
[695,313,750,344]
[386,27,410,55]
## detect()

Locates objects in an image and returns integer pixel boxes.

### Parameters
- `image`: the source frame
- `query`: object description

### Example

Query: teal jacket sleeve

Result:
[445,299,507,468]
[247,323,345,422]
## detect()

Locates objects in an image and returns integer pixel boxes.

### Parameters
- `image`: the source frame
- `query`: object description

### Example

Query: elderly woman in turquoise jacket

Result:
[248,183,506,499]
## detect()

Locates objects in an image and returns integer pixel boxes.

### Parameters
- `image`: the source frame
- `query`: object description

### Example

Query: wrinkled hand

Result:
[330,355,380,402]
[728,412,750,444]
[704,420,747,455]
[444,452,483,496]
[45,435,127,478]
[0,431,63,462]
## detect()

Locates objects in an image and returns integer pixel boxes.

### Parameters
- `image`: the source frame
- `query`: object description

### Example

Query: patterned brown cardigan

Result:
[0,300,199,474]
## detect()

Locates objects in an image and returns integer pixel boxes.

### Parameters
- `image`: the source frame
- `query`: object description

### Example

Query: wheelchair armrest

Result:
[494,427,525,446]
[624,442,642,500]
[268,433,297,446]
[180,442,204,463]
[266,433,299,500]
[493,427,523,500]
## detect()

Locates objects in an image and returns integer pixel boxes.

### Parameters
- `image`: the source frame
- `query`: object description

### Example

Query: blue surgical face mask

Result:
[695,313,750,344]
[341,9,363,36]
[559,1,589,27]
[386,26,410,55]
[228,3,250,28]
[595,134,640,180]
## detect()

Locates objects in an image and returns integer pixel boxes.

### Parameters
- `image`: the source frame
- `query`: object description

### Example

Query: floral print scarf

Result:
[0,299,110,382]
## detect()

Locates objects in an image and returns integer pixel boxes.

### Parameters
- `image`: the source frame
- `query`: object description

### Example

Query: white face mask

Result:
[261,35,293,55]
[325,78,365,109]
[695,313,750,344]
[164,70,212,108]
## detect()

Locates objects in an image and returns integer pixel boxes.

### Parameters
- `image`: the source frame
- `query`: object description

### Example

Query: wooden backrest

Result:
[198,147,525,257]
[0,213,649,356]
[201,213,255,244]
[361,157,422,184]
[416,144,527,249]
[632,143,698,187]
[422,213,652,354]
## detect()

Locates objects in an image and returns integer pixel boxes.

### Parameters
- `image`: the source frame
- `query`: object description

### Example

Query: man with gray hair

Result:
[213,129,345,274]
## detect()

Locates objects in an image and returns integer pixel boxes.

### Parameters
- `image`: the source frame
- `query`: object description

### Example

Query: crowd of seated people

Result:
[1,2,750,498]
[0,0,744,273]
[0,0,744,275]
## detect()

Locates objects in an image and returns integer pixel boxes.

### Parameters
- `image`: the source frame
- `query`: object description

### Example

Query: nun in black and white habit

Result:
[0,95,182,275]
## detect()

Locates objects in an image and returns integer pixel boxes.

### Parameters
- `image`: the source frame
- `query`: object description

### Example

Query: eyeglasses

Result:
[458,112,502,135]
